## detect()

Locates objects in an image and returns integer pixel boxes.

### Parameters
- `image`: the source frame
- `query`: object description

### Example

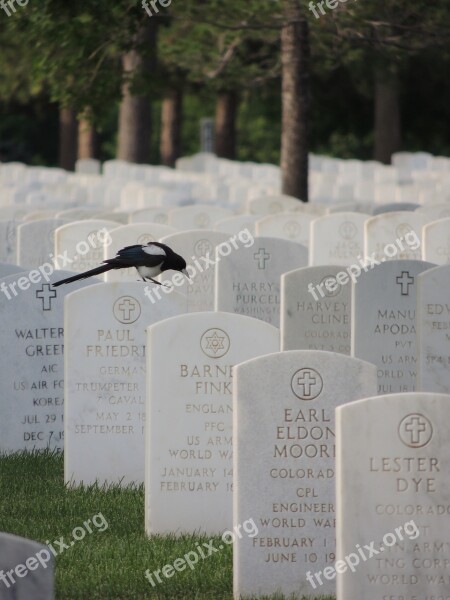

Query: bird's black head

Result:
[169,251,188,276]
[153,242,189,278]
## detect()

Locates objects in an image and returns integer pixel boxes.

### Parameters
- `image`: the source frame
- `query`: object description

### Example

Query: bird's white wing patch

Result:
[142,244,166,257]
[137,265,162,278]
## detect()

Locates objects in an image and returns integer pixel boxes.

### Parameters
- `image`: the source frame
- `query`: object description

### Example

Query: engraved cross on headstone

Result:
[253,248,271,269]
[396,271,414,296]
[36,284,57,311]
[119,298,136,322]
[404,415,427,445]
[297,370,317,397]
[196,240,212,256]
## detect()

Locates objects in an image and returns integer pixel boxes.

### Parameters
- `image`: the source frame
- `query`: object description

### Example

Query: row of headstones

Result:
[33,217,450,339]
[234,379,450,599]
[3,198,429,272]
[0,158,286,210]
[176,150,450,177]
[6,151,447,180]
[175,152,450,204]
[307,176,450,205]
[62,284,446,600]
[0,258,446,476]
[2,152,450,212]
[0,194,333,222]
[1,156,450,220]
[0,256,448,457]
[0,254,448,600]
[1,206,449,276]
[1,186,449,226]
[113,152,450,198]
[185,151,450,204]
[1,392,448,600]
[11,152,450,184]
[0,171,274,213]
[4,335,447,600]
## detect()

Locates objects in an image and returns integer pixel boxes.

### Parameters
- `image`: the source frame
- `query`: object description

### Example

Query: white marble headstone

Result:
[0,219,21,264]
[255,213,314,248]
[337,392,450,600]
[310,212,367,267]
[234,350,377,598]
[22,210,59,222]
[416,203,450,221]
[55,208,105,221]
[17,219,69,269]
[0,532,54,599]
[129,208,170,225]
[64,282,186,485]
[214,215,259,236]
[215,236,308,326]
[168,205,233,230]
[417,265,450,393]
[290,203,328,216]
[0,262,25,278]
[75,158,101,174]
[352,260,435,394]
[160,230,229,312]
[0,270,97,452]
[422,217,450,265]
[146,312,279,535]
[365,212,427,262]
[94,211,130,225]
[281,265,351,353]
[247,195,300,215]
[54,220,118,274]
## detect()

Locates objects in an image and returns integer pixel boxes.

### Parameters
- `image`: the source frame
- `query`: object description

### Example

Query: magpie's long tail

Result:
[52,264,114,287]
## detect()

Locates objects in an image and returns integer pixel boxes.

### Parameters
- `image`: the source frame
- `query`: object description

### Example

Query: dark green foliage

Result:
[0,0,449,164]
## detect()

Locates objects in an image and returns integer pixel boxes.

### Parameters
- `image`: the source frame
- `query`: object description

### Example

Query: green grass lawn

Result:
[0,451,332,600]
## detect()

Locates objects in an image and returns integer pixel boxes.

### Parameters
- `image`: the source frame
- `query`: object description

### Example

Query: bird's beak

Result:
[182,268,190,279]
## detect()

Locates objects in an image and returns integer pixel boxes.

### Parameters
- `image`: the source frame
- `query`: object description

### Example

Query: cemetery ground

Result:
[0,450,333,600]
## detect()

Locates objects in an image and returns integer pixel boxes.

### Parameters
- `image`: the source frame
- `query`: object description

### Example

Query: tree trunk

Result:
[280,0,310,202]
[117,21,157,164]
[374,66,401,164]
[78,114,100,160]
[58,107,77,171]
[160,89,183,167]
[214,91,238,159]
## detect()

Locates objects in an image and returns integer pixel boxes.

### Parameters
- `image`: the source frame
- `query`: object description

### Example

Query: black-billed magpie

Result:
[52,242,189,287]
